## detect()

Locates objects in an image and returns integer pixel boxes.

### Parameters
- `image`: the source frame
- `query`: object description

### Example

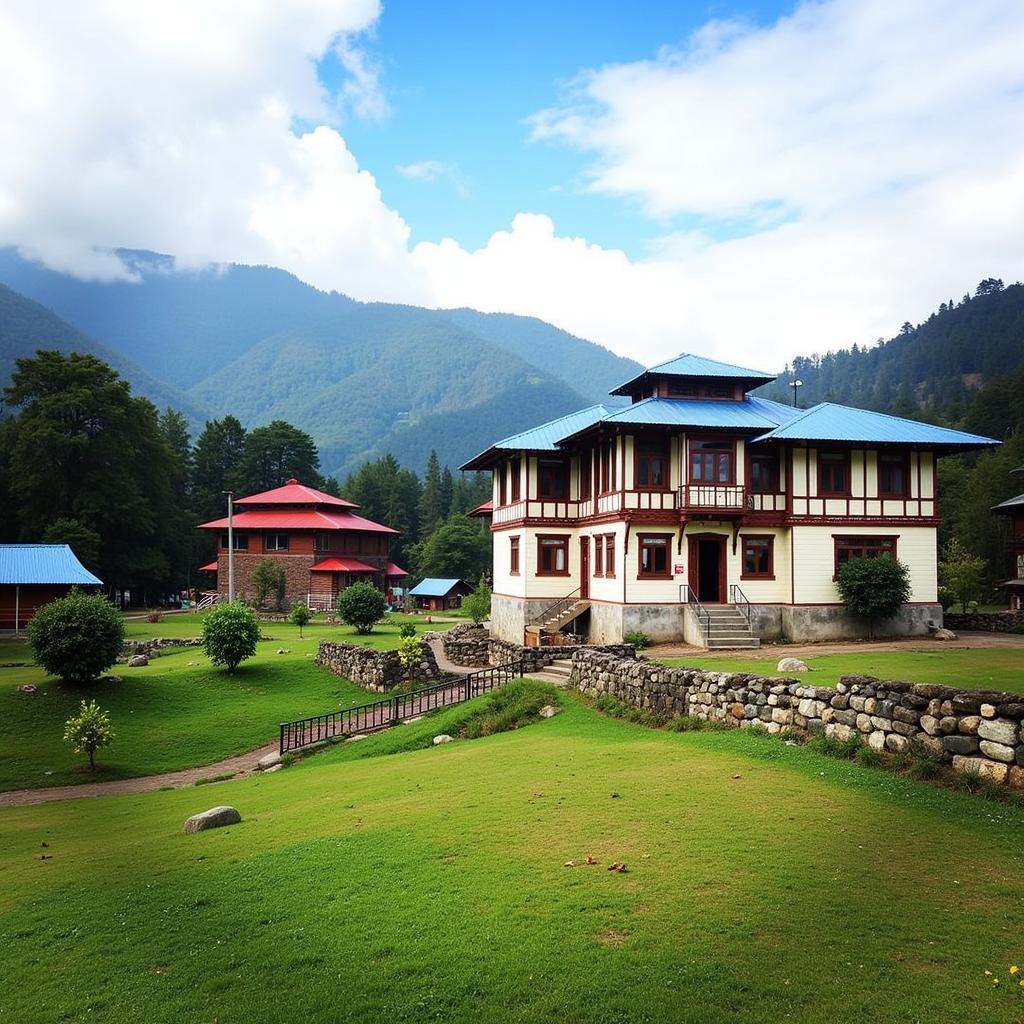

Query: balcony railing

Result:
[679,484,746,510]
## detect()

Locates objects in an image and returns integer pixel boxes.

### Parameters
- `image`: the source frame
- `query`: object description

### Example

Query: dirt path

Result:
[0,739,281,809]
[648,630,1024,660]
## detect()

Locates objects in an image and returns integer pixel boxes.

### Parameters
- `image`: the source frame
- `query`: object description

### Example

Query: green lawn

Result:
[658,648,1024,694]
[0,615,451,791]
[1,696,1021,1023]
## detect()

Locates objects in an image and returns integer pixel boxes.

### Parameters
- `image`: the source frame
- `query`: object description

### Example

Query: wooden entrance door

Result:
[687,534,725,603]
[580,537,590,599]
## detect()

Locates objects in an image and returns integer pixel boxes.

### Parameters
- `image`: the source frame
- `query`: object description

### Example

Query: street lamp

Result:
[223,490,235,602]
[789,379,803,407]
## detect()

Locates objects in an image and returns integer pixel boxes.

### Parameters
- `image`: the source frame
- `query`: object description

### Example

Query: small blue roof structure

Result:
[753,402,999,449]
[408,578,469,598]
[0,544,102,586]
[461,405,608,469]
[610,352,777,396]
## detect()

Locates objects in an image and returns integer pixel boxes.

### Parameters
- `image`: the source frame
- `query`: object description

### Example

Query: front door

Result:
[688,535,725,603]
[580,537,590,599]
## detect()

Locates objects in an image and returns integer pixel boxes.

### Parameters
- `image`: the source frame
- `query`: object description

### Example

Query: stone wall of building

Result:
[944,610,1024,633]
[569,649,1024,788]
[218,552,315,606]
[316,639,441,692]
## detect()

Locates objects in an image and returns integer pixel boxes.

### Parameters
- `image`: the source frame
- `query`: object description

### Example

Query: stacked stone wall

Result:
[123,637,205,657]
[316,640,440,692]
[570,650,1024,789]
[944,610,1024,633]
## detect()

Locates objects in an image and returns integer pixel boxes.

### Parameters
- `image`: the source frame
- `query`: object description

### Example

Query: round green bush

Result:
[26,589,125,684]
[398,621,418,639]
[202,601,260,673]
[336,582,386,635]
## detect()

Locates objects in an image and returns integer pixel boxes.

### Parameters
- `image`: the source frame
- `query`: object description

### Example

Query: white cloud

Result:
[2,0,1024,372]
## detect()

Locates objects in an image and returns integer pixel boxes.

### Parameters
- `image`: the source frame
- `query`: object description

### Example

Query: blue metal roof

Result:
[0,544,103,586]
[408,578,468,597]
[460,404,608,468]
[753,402,1000,447]
[564,395,797,435]
[611,352,777,394]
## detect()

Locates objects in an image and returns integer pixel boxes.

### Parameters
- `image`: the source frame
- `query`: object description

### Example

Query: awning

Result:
[309,557,376,573]
[198,561,219,572]
[385,562,408,577]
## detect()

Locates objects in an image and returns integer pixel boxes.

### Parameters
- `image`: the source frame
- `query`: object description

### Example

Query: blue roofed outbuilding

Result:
[407,577,473,611]
[0,544,103,631]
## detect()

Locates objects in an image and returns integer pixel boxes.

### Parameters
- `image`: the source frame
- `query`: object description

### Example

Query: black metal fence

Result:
[279,659,525,754]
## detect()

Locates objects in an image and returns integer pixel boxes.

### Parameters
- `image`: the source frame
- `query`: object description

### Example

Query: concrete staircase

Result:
[702,605,760,649]
[527,658,575,686]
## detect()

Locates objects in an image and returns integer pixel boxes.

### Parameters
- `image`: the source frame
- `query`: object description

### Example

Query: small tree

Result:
[337,581,387,635]
[289,602,312,637]
[27,589,124,684]
[398,621,417,639]
[251,558,287,610]
[835,556,911,639]
[202,601,260,673]
[397,634,423,676]
[461,576,491,625]
[63,699,114,770]
[939,538,987,612]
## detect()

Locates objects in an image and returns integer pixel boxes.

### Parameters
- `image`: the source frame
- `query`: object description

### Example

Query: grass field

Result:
[0,614,451,791]
[658,648,1024,694]
[1,695,1022,1024]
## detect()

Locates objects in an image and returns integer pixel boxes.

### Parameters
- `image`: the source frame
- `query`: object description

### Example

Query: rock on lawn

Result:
[182,806,242,833]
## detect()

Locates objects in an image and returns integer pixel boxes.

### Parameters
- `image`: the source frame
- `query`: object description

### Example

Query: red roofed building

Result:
[198,479,407,609]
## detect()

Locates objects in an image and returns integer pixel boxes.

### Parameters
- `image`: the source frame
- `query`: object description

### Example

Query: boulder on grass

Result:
[777,658,809,672]
[17,684,38,694]
[932,627,958,641]
[182,806,242,833]
[433,734,453,745]
[539,704,559,719]
[127,655,148,668]
[257,752,282,770]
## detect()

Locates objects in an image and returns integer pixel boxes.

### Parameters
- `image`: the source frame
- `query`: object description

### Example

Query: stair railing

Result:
[526,587,582,627]
[729,584,753,628]
[679,584,710,638]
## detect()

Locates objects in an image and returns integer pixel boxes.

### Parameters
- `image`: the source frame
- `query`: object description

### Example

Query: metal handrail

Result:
[527,587,582,627]
[679,584,710,637]
[729,584,752,627]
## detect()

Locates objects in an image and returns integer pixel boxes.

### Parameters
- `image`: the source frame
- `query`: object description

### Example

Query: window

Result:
[537,535,569,575]
[314,532,331,552]
[749,450,779,493]
[538,460,568,499]
[600,442,617,493]
[220,533,249,550]
[604,534,616,577]
[706,386,732,399]
[668,383,698,398]
[834,535,897,576]
[509,536,520,575]
[580,452,591,501]
[741,535,774,579]
[594,534,603,576]
[690,441,734,483]
[265,533,289,551]
[498,463,508,506]
[638,533,672,578]
[636,441,669,490]
[818,451,850,497]
[510,458,521,502]
[878,453,909,498]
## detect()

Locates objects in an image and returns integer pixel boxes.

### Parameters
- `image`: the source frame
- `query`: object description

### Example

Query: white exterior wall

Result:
[735,526,792,604]
[492,527,527,598]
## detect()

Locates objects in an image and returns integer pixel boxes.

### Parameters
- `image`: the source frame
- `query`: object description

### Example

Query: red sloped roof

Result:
[468,500,493,517]
[198,561,219,572]
[384,562,408,576]
[198,509,399,534]
[309,557,376,573]
[234,479,358,508]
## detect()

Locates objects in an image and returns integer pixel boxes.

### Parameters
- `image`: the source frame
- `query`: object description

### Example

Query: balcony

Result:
[679,484,746,511]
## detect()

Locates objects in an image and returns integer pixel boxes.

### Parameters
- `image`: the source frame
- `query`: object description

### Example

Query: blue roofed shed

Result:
[407,577,473,611]
[0,544,103,631]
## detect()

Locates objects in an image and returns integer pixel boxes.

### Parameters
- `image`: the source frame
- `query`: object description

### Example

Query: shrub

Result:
[27,589,125,684]
[835,556,911,639]
[202,601,260,673]
[939,539,986,613]
[251,558,287,610]
[398,621,418,639]
[397,635,423,675]
[63,699,114,770]
[623,630,650,651]
[145,610,163,624]
[336,582,387,635]
[461,576,491,625]
[288,602,312,637]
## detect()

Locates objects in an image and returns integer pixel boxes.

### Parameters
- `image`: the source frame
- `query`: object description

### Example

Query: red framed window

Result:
[741,535,774,579]
[580,452,592,501]
[818,451,851,497]
[637,533,672,579]
[509,536,520,575]
[749,450,779,493]
[690,441,734,483]
[636,441,669,490]
[537,534,570,576]
[878,453,909,498]
[510,458,521,501]
[834,535,898,577]
[498,463,508,506]
[593,534,603,576]
[538,459,568,499]
[604,534,616,577]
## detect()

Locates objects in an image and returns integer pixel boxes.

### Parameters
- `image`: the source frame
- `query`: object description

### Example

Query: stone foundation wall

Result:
[316,640,441,692]
[944,610,1024,633]
[570,650,1024,789]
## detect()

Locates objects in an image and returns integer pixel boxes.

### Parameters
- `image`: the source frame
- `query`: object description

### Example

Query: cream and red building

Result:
[198,479,405,609]
[463,355,998,646]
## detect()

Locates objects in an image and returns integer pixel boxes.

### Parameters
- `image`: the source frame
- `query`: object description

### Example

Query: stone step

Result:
[706,638,761,649]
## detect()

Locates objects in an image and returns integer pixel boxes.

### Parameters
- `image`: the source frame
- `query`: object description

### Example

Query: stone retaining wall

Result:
[316,640,441,692]
[123,637,205,657]
[570,650,1024,789]
[425,623,491,667]
[944,610,1024,633]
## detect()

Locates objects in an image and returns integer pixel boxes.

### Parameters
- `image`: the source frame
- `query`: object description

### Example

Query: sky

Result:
[2,0,1024,370]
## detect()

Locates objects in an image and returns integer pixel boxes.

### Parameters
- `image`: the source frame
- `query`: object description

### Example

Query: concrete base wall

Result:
[490,594,554,643]
[769,603,942,642]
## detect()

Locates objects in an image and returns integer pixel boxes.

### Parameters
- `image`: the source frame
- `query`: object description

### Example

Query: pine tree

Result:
[419,450,443,537]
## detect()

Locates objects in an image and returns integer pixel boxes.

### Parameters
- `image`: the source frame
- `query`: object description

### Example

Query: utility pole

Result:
[224,490,236,602]
[790,378,803,407]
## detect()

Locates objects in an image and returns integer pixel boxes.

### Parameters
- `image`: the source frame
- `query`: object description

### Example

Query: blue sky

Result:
[324,1,787,255]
